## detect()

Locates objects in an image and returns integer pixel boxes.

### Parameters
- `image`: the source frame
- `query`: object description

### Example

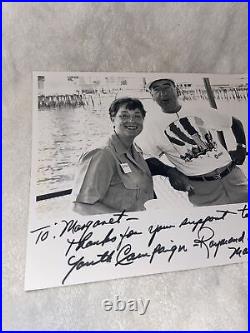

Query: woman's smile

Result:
[113,107,144,138]
[124,124,139,130]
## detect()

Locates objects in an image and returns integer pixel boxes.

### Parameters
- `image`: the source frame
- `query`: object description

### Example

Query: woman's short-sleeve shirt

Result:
[71,134,155,212]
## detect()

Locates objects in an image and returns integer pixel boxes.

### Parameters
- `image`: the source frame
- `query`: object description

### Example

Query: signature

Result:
[228,245,248,259]
[193,226,246,259]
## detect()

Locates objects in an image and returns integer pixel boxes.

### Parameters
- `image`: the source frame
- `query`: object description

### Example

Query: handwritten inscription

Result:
[179,209,237,232]
[150,242,187,264]
[116,244,150,266]
[30,225,51,244]
[194,228,246,259]
[59,210,135,237]
[228,246,248,259]
[62,250,115,285]
[148,224,175,246]
[29,204,248,286]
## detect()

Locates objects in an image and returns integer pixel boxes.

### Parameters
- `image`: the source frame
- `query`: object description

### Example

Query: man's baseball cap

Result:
[146,78,176,91]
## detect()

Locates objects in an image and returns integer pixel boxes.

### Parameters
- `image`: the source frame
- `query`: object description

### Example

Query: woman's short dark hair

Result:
[109,97,146,119]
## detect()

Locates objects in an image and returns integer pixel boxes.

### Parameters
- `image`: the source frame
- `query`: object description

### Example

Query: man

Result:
[137,78,248,206]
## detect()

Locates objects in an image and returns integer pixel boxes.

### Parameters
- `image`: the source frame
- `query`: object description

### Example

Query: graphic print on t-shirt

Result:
[164,116,221,162]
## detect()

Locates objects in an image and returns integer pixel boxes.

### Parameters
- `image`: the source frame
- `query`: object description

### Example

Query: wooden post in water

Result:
[203,77,228,150]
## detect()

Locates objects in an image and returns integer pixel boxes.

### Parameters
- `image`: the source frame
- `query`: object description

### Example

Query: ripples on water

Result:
[36,94,247,197]
[37,95,115,195]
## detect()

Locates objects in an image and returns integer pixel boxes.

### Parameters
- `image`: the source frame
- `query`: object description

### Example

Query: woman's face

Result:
[112,105,144,138]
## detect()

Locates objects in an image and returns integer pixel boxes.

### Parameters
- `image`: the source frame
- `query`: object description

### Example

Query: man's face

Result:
[150,80,178,110]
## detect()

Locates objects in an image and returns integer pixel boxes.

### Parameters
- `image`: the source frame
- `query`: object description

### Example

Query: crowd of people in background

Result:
[38,86,248,110]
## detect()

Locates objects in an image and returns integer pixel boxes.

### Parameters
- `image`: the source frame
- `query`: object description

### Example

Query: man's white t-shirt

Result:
[136,103,232,176]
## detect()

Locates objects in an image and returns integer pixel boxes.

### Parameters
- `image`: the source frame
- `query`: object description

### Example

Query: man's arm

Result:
[229,117,247,165]
[145,157,193,193]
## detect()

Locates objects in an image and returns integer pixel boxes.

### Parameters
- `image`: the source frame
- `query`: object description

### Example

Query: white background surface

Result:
[3,3,247,330]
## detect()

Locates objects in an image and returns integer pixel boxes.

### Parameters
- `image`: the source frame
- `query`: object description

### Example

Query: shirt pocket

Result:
[108,174,140,211]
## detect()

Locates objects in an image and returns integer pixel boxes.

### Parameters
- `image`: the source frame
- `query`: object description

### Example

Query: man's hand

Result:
[229,146,247,165]
[167,167,194,193]
[145,157,194,193]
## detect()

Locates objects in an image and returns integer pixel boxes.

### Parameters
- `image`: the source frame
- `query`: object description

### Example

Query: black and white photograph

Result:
[22,71,248,292]
[34,72,248,217]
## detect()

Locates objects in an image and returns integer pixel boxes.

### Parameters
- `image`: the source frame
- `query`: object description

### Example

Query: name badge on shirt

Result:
[120,163,132,174]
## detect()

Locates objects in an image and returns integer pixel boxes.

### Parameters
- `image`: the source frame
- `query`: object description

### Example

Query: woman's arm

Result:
[72,148,116,215]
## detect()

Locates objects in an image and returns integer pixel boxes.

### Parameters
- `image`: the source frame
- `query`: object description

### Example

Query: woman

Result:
[71,97,155,216]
